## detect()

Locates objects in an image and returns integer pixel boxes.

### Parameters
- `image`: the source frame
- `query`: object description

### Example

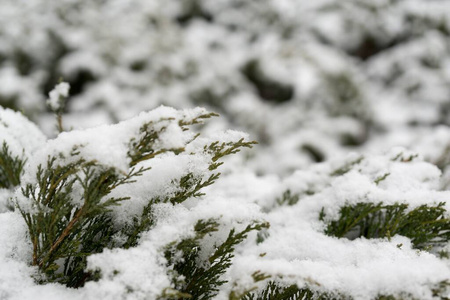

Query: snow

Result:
[1,0,450,299]
[218,152,450,299]
[2,114,450,299]
[0,107,46,159]
[21,106,207,184]
[46,82,70,112]
[85,245,171,300]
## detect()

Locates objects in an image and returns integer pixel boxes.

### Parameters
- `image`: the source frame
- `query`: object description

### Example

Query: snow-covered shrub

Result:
[219,150,450,299]
[2,0,447,176]
[2,1,450,298]
[0,105,267,299]
[1,104,450,299]
[8,0,450,174]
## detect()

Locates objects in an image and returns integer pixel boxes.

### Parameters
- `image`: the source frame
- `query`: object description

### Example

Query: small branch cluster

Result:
[164,221,269,300]
[46,82,70,133]
[19,157,131,286]
[240,281,317,300]
[323,202,450,251]
[13,108,261,292]
[0,142,26,189]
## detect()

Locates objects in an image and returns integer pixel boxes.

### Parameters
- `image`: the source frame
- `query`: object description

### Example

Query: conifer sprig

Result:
[324,202,450,250]
[16,108,258,290]
[122,172,222,249]
[240,281,450,300]
[129,111,219,167]
[205,138,257,171]
[275,190,300,207]
[178,112,219,130]
[170,172,221,205]
[128,120,183,167]
[240,281,318,300]
[123,128,257,249]
[330,156,363,177]
[18,157,141,286]
[0,142,26,189]
[165,222,269,300]
[228,271,271,300]
[46,81,70,133]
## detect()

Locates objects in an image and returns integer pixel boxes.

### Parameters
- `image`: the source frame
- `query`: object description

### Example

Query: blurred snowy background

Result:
[1,0,450,176]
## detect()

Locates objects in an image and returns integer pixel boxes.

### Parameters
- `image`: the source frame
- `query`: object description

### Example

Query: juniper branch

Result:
[205,138,257,171]
[0,141,26,188]
[240,281,316,300]
[169,222,269,300]
[18,157,143,286]
[178,112,219,130]
[122,172,220,249]
[128,120,185,167]
[324,202,450,250]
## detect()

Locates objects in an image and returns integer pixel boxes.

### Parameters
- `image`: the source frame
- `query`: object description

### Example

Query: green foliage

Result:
[165,222,269,300]
[178,112,219,129]
[431,280,450,300]
[239,280,450,300]
[391,152,418,163]
[126,113,214,167]
[15,111,257,289]
[122,172,220,249]
[324,202,450,250]
[236,280,450,300]
[18,157,136,287]
[241,59,294,103]
[122,115,256,249]
[267,189,315,213]
[374,173,390,185]
[238,281,437,300]
[240,281,326,300]
[205,138,257,171]
[46,81,69,133]
[275,190,300,207]
[228,271,271,300]
[330,156,363,176]
[324,73,364,119]
[375,280,450,300]
[301,144,325,163]
[0,142,26,189]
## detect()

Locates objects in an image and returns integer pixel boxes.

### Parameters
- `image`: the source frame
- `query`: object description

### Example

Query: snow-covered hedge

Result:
[2,0,450,175]
[1,106,449,300]
[1,0,450,299]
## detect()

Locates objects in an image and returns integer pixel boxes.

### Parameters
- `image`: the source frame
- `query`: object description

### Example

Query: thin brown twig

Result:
[38,206,85,268]
[56,113,64,133]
